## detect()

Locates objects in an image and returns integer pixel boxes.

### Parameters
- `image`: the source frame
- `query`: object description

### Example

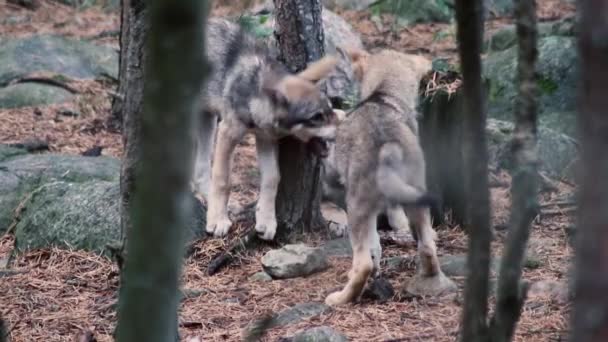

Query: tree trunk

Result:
[0,316,6,342]
[273,0,326,238]
[454,0,493,341]
[114,0,146,265]
[490,0,539,340]
[419,88,468,226]
[569,0,608,341]
[114,1,209,341]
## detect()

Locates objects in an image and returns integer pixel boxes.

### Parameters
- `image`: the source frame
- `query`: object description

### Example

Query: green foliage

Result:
[370,0,453,26]
[237,15,274,38]
[537,75,558,95]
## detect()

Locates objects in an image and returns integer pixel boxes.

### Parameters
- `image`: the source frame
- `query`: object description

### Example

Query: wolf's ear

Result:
[297,56,339,83]
[265,75,317,104]
[343,47,369,81]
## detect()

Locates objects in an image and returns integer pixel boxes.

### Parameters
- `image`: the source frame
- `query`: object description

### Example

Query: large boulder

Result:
[0,147,206,254]
[0,83,73,109]
[484,36,578,137]
[0,35,118,108]
[486,119,579,182]
[485,16,576,52]
[0,35,118,84]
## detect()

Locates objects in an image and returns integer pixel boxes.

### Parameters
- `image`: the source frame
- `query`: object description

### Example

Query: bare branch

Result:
[490,0,540,340]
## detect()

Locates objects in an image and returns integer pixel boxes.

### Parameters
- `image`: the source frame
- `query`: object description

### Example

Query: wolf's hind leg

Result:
[326,204,376,306]
[405,207,456,296]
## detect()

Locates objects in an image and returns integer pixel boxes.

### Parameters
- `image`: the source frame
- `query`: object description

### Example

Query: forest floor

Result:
[1,1,576,341]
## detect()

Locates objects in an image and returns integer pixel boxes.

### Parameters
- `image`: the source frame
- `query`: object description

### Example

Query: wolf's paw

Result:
[206,217,233,237]
[255,217,277,241]
[325,290,350,306]
[406,271,457,296]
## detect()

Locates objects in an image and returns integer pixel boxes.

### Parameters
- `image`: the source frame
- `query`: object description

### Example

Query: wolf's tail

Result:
[376,143,437,208]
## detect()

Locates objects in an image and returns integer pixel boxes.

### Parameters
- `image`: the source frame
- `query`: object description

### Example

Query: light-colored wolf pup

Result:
[195,18,340,241]
[322,48,456,306]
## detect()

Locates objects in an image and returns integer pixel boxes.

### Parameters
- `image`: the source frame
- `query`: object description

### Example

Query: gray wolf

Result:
[322,48,456,306]
[195,18,340,241]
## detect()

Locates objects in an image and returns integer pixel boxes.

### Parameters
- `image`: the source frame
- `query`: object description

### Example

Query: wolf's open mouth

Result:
[308,137,330,158]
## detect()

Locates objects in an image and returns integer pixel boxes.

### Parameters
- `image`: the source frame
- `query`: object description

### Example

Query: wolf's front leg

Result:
[206,121,242,237]
[193,113,217,200]
[255,137,280,240]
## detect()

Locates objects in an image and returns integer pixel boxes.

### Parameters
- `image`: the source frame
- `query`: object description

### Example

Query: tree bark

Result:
[114,1,209,341]
[273,0,326,238]
[569,1,608,341]
[115,0,146,264]
[454,1,493,341]
[490,0,539,340]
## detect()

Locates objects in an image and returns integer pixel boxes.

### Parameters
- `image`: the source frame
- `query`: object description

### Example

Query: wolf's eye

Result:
[310,112,325,122]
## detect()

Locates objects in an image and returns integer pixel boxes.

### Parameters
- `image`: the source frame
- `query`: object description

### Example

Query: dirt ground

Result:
[0,1,576,341]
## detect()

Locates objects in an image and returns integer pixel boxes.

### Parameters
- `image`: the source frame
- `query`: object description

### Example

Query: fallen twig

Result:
[206,227,259,276]
[8,77,79,94]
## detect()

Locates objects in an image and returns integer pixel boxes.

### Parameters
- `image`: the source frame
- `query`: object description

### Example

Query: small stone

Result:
[249,271,272,282]
[362,276,395,302]
[262,244,329,279]
[291,326,348,342]
[528,280,570,304]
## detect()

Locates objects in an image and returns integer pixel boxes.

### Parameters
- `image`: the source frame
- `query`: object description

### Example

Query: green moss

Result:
[538,75,558,95]
[237,15,274,39]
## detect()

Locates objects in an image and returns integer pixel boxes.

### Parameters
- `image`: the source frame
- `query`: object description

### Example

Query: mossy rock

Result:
[484,36,578,137]
[0,35,118,86]
[0,83,73,109]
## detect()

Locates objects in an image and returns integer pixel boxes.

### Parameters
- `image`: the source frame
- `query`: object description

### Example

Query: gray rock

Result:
[0,35,118,85]
[249,271,273,282]
[291,326,348,342]
[55,0,119,9]
[486,119,579,182]
[439,254,499,277]
[0,152,119,234]
[272,303,331,328]
[262,244,329,279]
[14,180,121,253]
[485,36,578,137]
[370,0,453,26]
[485,16,577,52]
[528,280,570,304]
[0,83,73,109]
[0,145,27,162]
[1,150,206,252]
[321,238,352,257]
[323,0,376,10]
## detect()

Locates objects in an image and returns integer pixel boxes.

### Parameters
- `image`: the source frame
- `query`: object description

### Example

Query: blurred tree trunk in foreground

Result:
[456,0,540,341]
[114,1,209,342]
[273,0,327,239]
[490,0,539,340]
[454,0,493,340]
[570,0,608,341]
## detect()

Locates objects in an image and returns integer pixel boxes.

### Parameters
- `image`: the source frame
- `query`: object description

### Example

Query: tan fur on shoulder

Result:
[297,56,339,83]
